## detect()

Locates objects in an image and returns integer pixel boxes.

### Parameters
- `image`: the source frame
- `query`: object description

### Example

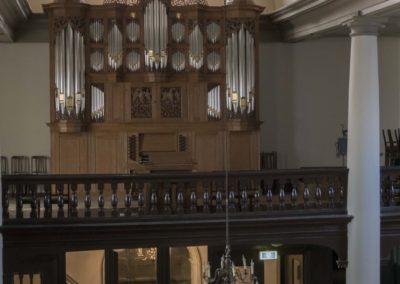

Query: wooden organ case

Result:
[45,0,263,174]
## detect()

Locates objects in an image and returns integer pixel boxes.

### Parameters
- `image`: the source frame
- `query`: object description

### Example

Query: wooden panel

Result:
[94,135,119,174]
[230,132,252,171]
[188,83,207,122]
[50,132,59,174]
[141,133,176,152]
[195,132,223,171]
[58,134,88,174]
[104,83,125,123]
[112,83,125,122]
[285,255,303,284]
[264,259,281,284]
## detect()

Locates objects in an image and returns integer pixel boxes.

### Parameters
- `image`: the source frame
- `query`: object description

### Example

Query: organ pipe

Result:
[226,23,255,116]
[144,0,168,70]
[91,85,104,122]
[208,85,221,120]
[54,22,85,119]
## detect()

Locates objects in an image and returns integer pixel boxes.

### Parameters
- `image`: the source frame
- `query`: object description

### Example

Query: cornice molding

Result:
[269,0,400,42]
[0,0,31,42]
[269,0,334,22]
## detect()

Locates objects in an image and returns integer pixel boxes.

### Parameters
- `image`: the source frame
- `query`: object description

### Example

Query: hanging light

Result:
[136,248,157,261]
[202,128,258,283]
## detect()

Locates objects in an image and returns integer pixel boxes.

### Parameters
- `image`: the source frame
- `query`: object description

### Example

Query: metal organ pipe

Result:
[208,85,221,120]
[225,23,256,116]
[144,0,167,70]
[54,21,85,119]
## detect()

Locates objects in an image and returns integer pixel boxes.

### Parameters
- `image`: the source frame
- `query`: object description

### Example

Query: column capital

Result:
[345,16,386,37]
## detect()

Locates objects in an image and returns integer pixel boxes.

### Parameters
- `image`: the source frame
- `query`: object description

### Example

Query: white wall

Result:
[260,36,400,168]
[379,37,400,129]
[260,37,350,168]
[0,43,50,160]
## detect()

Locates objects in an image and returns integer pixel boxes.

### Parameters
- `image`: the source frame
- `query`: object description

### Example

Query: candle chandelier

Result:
[136,247,157,261]
[203,132,258,284]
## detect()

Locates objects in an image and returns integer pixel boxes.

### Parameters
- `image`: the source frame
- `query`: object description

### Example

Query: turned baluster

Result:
[164,189,172,215]
[216,190,223,213]
[203,184,210,213]
[328,183,335,208]
[70,184,78,217]
[56,183,64,218]
[228,187,236,213]
[150,187,158,214]
[3,182,9,219]
[16,184,23,218]
[266,185,273,210]
[84,183,91,217]
[241,186,249,212]
[30,185,38,219]
[279,186,285,209]
[339,184,345,208]
[124,182,132,216]
[303,184,310,209]
[291,184,298,209]
[44,184,52,218]
[177,190,184,215]
[253,190,261,211]
[390,184,396,207]
[111,183,118,215]
[138,190,145,215]
[315,184,322,208]
[98,183,105,216]
[190,186,197,214]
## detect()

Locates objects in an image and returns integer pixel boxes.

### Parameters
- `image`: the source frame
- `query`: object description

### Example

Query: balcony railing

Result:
[381,167,400,208]
[1,168,349,223]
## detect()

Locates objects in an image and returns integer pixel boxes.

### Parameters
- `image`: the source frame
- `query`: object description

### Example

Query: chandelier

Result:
[135,247,157,261]
[203,131,258,283]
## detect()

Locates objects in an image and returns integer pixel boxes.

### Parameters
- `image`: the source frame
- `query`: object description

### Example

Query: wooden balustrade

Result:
[1,168,349,223]
[381,167,400,208]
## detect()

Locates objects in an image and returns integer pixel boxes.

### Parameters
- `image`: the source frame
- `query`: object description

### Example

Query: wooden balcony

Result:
[1,168,350,255]
[2,167,400,284]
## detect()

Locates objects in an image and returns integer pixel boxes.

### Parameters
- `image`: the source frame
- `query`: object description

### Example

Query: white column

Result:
[346,17,385,284]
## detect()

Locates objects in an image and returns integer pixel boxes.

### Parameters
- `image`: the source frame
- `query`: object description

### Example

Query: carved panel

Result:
[131,87,152,118]
[160,88,181,118]
[226,19,256,36]
[170,0,208,6]
[53,17,85,34]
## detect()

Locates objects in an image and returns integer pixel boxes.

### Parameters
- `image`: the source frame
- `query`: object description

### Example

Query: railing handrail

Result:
[1,167,349,184]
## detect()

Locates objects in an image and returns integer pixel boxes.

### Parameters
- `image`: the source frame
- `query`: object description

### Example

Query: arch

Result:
[187,246,205,284]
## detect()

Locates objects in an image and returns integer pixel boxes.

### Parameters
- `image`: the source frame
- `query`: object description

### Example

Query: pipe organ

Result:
[45,0,263,173]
